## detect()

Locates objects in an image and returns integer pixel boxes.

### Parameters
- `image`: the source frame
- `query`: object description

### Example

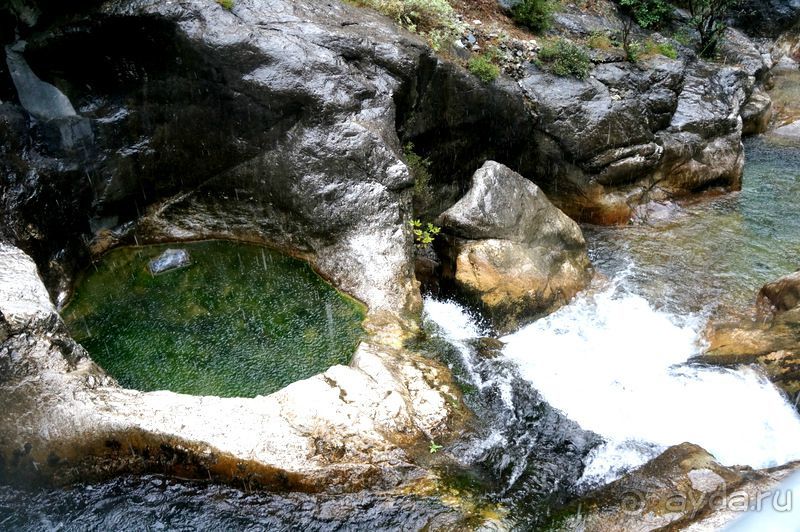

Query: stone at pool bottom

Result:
[148,248,191,274]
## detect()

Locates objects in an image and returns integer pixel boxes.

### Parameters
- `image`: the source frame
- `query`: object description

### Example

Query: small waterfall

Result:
[424,276,800,490]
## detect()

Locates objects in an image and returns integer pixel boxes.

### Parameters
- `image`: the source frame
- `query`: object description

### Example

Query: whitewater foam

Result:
[424,280,800,487]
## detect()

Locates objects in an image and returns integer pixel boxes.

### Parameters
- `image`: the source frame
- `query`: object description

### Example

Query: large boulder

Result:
[438,161,592,333]
[517,57,750,224]
[555,443,800,530]
[732,0,800,38]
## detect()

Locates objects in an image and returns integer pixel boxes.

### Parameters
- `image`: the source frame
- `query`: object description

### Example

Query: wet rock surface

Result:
[758,270,800,312]
[438,161,592,332]
[699,272,800,405]
[556,443,800,531]
[0,243,462,494]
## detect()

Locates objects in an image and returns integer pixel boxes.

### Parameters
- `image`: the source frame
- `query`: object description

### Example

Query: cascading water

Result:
[424,277,800,488]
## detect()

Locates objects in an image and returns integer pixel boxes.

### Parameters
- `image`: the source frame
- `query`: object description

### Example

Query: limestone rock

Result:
[697,272,800,402]
[439,161,592,332]
[557,443,800,531]
[741,89,773,135]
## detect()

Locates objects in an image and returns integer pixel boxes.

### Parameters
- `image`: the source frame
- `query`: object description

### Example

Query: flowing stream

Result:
[3,140,800,529]
[427,136,800,488]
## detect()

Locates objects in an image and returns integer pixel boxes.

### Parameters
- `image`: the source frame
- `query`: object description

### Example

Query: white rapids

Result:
[424,276,800,486]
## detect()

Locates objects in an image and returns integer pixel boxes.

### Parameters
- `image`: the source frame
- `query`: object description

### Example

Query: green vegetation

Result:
[686,0,739,57]
[404,142,433,209]
[216,0,234,10]
[587,31,615,51]
[62,241,365,397]
[617,0,672,28]
[672,29,691,46]
[644,39,678,59]
[538,39,591,79]
[468,53,500,83]
[429,440,443,453]
[511,0,556,32]
[350,0,462,50]
[411,219,441,248]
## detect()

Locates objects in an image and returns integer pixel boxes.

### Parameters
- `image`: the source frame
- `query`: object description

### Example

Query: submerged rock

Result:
[556,443,800,531]
[147,248,191,275]
[439,161,592,333]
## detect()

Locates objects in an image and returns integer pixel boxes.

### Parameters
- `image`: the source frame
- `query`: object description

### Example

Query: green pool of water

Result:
[61,241,365,397]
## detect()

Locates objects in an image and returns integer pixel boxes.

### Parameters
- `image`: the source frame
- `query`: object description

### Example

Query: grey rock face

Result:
[148,248,191,275]
[733,0,800,37]
[5,42,76,121]
[439,162,592,332]
[517,55,751,223]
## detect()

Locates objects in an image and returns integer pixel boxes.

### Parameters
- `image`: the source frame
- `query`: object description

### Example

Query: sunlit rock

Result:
[556,443,800,531]
[438,161,592,333]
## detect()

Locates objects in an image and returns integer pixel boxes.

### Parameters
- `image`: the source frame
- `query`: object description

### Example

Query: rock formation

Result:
[557,443,800,530]
[438,161,592,332]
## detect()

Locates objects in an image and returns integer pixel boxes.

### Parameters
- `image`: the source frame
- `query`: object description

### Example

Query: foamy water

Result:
[424,280,800,486]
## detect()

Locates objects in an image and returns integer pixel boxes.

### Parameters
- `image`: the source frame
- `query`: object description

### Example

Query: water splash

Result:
[500,280,800,485]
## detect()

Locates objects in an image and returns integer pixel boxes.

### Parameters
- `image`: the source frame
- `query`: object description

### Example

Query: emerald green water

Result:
[62,241,365,397]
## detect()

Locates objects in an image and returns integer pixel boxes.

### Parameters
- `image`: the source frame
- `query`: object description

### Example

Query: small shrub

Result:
[625,39,641,61]
[468,54,500,83]
[429,440,443,453]
[411,219,441,248]
[645,39,678,59]
[538,39,591,79]
[672,29,691,46]
[511,0,556,32]
[587,31,615,50]
[217,0,234,10]
[686,0,739,57]
[617,0,672,29]
[350,0,463,50]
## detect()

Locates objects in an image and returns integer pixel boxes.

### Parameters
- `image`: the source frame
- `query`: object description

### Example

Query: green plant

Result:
[468,54,500,83]
[217,0,234,9]
[644,39,678,59]
[349,0,463,50]
[686,0,740,57]
[617,0,672,29]
[672,29,691,46]
[403,143,433,208]
[411,219,441,248]
[538,39,592,79]
[511,0,556,32]
[587,31,615,50]
[429,440,443,453]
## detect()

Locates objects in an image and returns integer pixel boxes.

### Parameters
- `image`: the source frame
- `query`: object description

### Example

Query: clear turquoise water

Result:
[586,137,800,318]
[61,240,365,397]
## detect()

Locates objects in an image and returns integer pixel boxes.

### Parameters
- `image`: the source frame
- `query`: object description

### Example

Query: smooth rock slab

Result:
[147,248,191,274]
